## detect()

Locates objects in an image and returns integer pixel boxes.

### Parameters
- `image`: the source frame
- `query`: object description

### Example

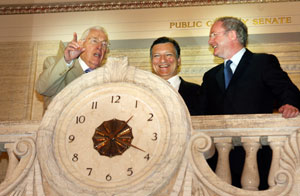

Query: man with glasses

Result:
[201,16,300,117]
[36,26,110,109]
[201,16,300,190]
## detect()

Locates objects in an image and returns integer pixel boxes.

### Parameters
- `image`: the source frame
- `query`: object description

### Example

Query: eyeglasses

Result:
[87,37,110,48]
[209,31,228,39]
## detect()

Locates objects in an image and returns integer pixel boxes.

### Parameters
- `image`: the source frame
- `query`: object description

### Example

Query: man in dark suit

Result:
[201,16,300,190]
[150,36,202,115]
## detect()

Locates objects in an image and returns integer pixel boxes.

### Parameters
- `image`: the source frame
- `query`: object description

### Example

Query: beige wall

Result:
[1,2,300,42]
[0,41,61,121]
[0,2,300,121]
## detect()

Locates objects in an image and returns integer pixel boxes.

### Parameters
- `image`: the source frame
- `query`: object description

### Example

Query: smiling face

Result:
[80,29,108,69]
[151,42,180,80]
[208,21,244,60]
[208,21,233,60]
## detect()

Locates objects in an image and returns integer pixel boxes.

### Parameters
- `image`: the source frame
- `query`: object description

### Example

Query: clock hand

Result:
[117,115,146,152]
[100,116,134,139]
[126,115,133,123]
[114,137,145,153]
[110,116,134,138]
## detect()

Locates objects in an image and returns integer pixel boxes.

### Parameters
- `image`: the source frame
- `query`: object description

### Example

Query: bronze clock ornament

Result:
[37,57,192,196]
[92,117,138,157]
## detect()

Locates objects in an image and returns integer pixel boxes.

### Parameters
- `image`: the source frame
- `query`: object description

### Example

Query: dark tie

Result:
[224,60,233,89]
[85,68,93,73]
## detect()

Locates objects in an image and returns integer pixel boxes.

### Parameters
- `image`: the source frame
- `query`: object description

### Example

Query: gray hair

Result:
[215,16,248,47]
[80,26,109,41]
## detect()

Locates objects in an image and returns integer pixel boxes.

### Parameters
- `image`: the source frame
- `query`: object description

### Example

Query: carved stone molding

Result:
[0,137,41,196]
[188,132,294,196]
[0,0,299,15]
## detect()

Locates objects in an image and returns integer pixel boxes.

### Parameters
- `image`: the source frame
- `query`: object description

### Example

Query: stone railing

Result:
[0,121,41,196]
[190,114,300,196]
[0,114,300,195]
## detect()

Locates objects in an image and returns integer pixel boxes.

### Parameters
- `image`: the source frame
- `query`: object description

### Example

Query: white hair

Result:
[80,26,109,41]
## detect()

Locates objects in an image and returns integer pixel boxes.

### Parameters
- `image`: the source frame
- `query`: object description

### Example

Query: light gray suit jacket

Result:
[36,53,84,109]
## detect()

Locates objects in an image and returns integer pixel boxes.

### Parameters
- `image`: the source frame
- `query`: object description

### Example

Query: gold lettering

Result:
[253,19,258,25]
[241,18,249,24]
[273,18,279,24]
[252,17,292,25]
[206,20,213,27]
[259,18,264,24]
[170,22,176,29]
[196,21,202,27]
[278,17,284,24]
[265,18,272,24]
[169,21,203,29]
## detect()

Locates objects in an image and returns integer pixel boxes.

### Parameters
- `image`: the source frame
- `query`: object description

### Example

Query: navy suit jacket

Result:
[178,77,202,115]
[200,49,300,115]
[202,49,300,189]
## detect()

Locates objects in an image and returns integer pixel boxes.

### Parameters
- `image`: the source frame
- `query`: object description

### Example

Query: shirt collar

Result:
[167,75,181,91]
[78,57,91,72]
[225,48,246,73]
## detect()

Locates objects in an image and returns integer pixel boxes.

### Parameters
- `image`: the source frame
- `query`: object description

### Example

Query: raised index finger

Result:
[72,32,78,42]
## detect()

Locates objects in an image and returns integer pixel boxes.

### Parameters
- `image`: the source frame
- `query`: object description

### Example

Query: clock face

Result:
[54,83,170,190]
[38,57,191,196]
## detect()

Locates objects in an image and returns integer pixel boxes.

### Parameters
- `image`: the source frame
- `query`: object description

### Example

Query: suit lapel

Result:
[214,49,253,91]
[178,77,185,93]
[73,60,85,76]
[66,59,84,84]
[229,49,253,86]
[216,65,225,92]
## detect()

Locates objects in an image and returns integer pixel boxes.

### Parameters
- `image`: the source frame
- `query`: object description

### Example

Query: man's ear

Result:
[228,30,237,41]
[177,57,181,67]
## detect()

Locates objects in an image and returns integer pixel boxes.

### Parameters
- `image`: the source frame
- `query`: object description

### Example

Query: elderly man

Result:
[150,36,202,115]
[36,26,109,109]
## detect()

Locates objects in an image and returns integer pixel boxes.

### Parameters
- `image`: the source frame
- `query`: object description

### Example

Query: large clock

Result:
[37,57,192,195]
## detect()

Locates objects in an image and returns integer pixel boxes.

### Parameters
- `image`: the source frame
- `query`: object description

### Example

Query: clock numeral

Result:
[106,174,112,181]
[87,168,92,176]
[91,101,98,109]
[135,100,138,108]
[144,153,150,161]
[76,115,86,124]
[147,113,154,121]
[127,167,133,176]
[152,132,158,141]
[72,153,79,162]
[68,135,75,143]
[111,95,121,103]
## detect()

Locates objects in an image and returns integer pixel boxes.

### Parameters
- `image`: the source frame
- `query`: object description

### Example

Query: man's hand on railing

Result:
[278,104,300,118]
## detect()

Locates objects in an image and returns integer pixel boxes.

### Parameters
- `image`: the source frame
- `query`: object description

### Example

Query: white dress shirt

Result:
[167,75,181,91]
[225,48,246,74]
[66,57,91,73]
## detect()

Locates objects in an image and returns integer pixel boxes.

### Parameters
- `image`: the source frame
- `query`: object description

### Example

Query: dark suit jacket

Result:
[200,49,300,115]
[202,49,300,189]
[178,77,202,115]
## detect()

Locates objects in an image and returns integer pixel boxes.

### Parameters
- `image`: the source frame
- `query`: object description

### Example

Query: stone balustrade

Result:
[190,114,300,196]
[0,114,300,195]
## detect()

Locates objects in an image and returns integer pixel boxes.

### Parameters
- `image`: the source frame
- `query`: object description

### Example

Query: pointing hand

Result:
[64,32,86,64]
